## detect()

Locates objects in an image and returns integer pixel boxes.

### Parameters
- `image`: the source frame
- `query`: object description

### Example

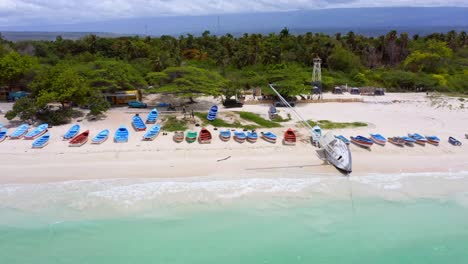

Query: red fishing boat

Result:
[69,130,89,147]
[283,128,296,145]
[198,128,212,144]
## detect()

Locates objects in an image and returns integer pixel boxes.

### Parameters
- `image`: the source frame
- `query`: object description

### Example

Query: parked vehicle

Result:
[128,101,147,108]
[223,99,243,108]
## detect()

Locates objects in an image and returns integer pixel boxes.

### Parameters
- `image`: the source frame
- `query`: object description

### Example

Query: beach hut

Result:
[333,87,343,94]
[312,86,321,95]
[350,88,360,95]
[374,88,385,96]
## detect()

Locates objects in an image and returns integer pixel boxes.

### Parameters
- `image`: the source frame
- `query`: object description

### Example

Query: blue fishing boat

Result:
[63,124,80,140]
[146,108,159,124]
[370,133,387,146]
[234,131,246,143]
[247,131,258,143]
[91,129,110,144]
[401,136,416,146]
[261,132,277,143]
[219,130,231,142]
[143,124,161,141]
[132,115,147,131]
[0,128,7,143]
[9,124,30,139]
[335,135,350,145]
[408,133,427,146]
[24,123,48,140]
[32,133,50,149]
[114,126,129,143]
[426,135,440,146]
[207,105,218,121]
[350,136,373,148]
[449,137,462,146]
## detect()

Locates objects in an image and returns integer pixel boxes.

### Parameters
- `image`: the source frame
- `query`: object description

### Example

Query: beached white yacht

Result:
[316,132,352,173]
[268,84,353,173]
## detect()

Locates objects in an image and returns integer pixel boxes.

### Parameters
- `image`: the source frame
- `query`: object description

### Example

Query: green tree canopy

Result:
[0,51,37,87]
[152,66,228,101]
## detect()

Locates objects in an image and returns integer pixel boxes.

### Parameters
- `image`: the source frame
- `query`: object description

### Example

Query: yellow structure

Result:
[104,90,142,105]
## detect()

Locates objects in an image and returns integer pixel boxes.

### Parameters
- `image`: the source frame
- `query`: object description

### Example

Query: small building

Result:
[103,90,142,105]
[312,86,321,94]
[0,87,29,101]
[374,88,385,96]
[350,88,360,95]
[333,87,343,94]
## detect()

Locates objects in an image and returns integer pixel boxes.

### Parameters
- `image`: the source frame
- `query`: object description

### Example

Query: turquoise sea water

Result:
[1,174,468,264]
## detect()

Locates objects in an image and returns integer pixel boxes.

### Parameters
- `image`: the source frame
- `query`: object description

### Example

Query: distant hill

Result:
[1,7,467,41]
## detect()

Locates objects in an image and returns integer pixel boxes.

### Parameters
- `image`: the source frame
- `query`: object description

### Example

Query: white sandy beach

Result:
[0,93,467,185]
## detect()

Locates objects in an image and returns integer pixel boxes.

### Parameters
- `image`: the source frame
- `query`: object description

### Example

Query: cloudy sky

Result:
[1,0,467,26]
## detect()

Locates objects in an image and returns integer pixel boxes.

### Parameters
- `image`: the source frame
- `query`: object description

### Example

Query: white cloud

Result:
[0,0,467,26]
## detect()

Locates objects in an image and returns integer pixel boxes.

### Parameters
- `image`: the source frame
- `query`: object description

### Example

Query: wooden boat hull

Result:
[427,140,439,146]
[261,132,277,144]
[234,137,246,143]
[0,129,7,143]
[9,128,29,139]
[91,137,108,144]
[198,128,212,144]
[114,127,129,143]
[219,136,230,142]
[69,130,89,147]
[32,141,49,149]
[63,124,80,140]
[449,137,462,146]
[388,137,405,147]
[351,136,373,148]
[146,109,159,124]
[24,129,47,140]
[142,125,161,141]
[173,132,184,143]
[247,137,257,143]
[132,116,147,131]
[142,135,157,141]
[283,140,296,146]
[174,136,184,143]
[69,139,88,147]
[262,136,276,143]
[370,136,386,145]
[283,129,296,146]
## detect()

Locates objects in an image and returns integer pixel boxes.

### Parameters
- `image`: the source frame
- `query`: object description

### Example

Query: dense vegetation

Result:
[0,29,467,123]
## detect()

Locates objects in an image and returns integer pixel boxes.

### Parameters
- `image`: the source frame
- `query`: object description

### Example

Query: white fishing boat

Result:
[312,125,322,146]
[268,84,352,173]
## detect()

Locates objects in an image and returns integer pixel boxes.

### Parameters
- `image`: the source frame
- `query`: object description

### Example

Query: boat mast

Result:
[268,84,314,136]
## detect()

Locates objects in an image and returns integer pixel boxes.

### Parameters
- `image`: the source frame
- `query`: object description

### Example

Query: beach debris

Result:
[217,156,231,162]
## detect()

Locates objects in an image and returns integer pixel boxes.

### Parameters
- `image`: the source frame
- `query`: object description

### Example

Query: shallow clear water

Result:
[1,174,468,264]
